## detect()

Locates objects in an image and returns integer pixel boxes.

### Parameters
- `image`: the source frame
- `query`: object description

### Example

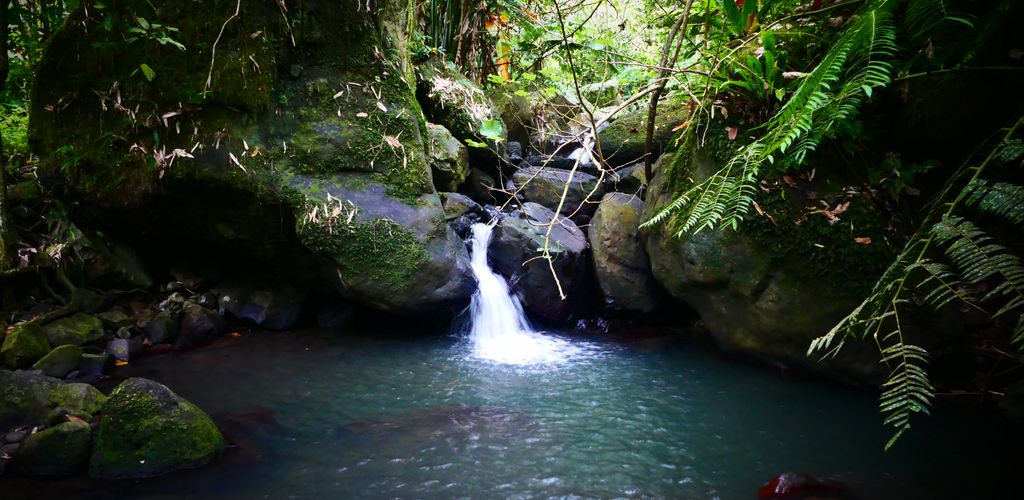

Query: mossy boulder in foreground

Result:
[11,421,92,476]
[90,378,224,479]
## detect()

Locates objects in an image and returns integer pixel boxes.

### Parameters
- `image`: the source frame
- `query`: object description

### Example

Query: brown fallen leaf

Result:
[854,237,872,245]
[726,126,739,141]
[671,120,692,132]
[66,415,89,425]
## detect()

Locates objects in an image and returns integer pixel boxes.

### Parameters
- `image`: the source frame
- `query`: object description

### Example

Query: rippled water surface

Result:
[7,328,1020,499]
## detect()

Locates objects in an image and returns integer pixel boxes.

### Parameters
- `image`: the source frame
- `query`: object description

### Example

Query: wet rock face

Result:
[589,193,660,313]
[489,203,596,322]
[216,280,306,330]
[427,123,471,192]
[30,0,472,315]
[511,166,604,218]
[89,378,224,479]
[642,148,885,382]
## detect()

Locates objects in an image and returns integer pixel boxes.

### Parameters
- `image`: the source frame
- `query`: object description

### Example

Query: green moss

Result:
[48,383,106,415]
[297,217,428,290]
[90,378,223,479]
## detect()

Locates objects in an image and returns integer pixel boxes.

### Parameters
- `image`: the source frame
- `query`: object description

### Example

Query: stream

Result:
[3,327,1020,499]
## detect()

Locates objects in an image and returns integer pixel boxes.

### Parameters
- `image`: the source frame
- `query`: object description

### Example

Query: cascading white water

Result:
[467,221,583,365]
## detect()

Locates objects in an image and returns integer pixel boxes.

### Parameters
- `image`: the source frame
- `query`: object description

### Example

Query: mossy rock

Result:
[2,323,52,368]
[11,421,92,476]
[589,193,660,312]
[31,345,83,378]
[511,166,604,217]
[42,314,105,347]
[641,144,890,383]
[90,378,224,479]
[416,60,505,163]
[427,123,470,192]
[30,0,473,315]
[48,383,106,416]
[0,370,64,426]
[599,99,689,167]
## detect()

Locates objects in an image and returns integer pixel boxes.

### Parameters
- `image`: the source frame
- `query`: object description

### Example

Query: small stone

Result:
[106,339,130,362]
[5,429,29,444]
[77,353,112,378]
[115,326,132,339]
[95,310,133,329]
[1,442,21,456]
[289,64,303,78]
[177,302,224,348]
[165,281,186,293]
[159,292,186,310]
[196,292,217,308]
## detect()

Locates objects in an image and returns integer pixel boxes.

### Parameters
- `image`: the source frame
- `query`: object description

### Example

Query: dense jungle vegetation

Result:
[2,0,1023,456]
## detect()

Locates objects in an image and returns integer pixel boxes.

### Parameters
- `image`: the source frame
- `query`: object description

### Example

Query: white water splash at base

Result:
[466,221,585,365]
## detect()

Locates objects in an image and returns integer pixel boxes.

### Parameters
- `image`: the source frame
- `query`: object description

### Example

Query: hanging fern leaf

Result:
[965,180,1024,226]
[809,115,1024,449]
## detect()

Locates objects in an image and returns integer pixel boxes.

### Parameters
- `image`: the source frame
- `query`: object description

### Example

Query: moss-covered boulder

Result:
[49,383,107,416]
[10,421,92,476]
[2,323,52,368]
[589,193,660,312]
[599,99,689,167]
[30,0,472,314]
[490,203,596,322]
[642,145,891,382]
[427,123,470,191]
[90,378,224,479]
[0,370,63,426]
[511,166,604,217]
[42,314,105,347]
[31,345,83,378]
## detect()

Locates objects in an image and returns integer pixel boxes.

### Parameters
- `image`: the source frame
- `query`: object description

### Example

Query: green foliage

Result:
[645,0,901,236]
[809,117,1024,449]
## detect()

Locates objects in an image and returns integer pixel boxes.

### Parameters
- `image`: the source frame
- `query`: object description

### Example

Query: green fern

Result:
[644,0,899,236]
[809,116,1024,449]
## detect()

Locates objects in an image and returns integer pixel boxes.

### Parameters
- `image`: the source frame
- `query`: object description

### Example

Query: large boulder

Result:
[599,99,689,167]
[10,421,93,476]
[511,166,604,217]
[642,146,891,381]
[489,203,595,322]
[30,0,473,315]
[589,193,660,312]
[2,323,51,368]
[90,378,224,479]
[41,313,104,347]
[426,123,470,191]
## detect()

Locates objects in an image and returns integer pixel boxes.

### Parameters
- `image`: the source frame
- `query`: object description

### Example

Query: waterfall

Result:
[466,221,582,365]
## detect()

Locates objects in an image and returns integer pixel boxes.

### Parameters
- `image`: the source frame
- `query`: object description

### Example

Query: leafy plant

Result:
[808,116,1024,449]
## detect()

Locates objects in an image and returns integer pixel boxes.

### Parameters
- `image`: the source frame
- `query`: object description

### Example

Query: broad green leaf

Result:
[139,63,156,82]
[479,119,504,141]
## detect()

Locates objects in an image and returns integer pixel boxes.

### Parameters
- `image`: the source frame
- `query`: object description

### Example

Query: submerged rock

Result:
[2,323,51,369]
[589,193,660,312]
[490,203,595,322]
[90,378,224,479]
[216,280,305,330]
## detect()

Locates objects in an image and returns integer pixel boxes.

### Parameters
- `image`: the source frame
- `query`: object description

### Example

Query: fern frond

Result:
[931,216,1024,316]
[965,180,1024,227]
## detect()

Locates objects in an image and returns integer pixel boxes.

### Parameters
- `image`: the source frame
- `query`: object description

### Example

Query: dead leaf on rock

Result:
[854,237,872,245]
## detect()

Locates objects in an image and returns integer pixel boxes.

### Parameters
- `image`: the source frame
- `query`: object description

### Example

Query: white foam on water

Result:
[466,221,586,365]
